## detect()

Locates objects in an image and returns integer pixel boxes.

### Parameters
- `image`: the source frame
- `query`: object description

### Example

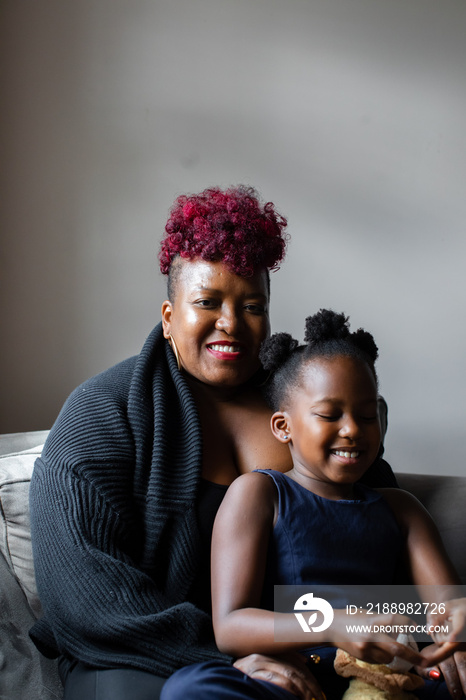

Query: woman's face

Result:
[161,258,270,388]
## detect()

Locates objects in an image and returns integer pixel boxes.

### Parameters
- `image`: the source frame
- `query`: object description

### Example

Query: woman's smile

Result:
[206,341,246,361]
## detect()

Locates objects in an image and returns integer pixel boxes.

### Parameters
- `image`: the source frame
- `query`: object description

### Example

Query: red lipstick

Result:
[206,341,244,361]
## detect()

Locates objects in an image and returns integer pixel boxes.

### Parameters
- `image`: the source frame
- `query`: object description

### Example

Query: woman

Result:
[29,186,396,700]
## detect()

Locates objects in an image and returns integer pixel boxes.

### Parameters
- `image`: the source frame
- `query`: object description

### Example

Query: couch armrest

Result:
[0,430,50,457]
[0,435,48,615]
[0,431,62,699]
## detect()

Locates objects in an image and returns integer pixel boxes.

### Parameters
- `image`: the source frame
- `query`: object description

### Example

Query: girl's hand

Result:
[331,610,426,667]
[417,647,466,698]
[419,597,466,667]
[233,652,325,700]
[428,598,466,645]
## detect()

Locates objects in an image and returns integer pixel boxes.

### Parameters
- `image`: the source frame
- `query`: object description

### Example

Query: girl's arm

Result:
[380,488,460,587]
[211,471,306,656]
[381,487,466,696]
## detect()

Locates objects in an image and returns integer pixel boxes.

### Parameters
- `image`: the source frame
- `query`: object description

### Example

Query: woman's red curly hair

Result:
[159,186,288,277]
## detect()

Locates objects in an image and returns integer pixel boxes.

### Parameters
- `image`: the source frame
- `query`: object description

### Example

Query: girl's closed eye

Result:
[314,413,339,421]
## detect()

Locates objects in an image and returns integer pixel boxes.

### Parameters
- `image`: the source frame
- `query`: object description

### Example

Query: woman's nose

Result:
[215,305,241,335]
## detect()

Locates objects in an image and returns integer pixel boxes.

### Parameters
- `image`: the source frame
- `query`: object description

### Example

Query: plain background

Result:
[2,0,466,475]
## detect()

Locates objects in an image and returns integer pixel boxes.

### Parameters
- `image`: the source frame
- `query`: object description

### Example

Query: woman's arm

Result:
[29,380,228,675]
[30,457,226,670]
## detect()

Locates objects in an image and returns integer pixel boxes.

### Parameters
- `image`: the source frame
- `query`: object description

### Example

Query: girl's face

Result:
[273,355,381,492]
[161,258,270,389]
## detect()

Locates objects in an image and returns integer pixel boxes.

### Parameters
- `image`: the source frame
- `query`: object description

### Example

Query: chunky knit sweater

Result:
[29,323,231,677]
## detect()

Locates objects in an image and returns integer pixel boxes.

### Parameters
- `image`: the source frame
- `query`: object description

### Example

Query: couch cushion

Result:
[0,439,47,617]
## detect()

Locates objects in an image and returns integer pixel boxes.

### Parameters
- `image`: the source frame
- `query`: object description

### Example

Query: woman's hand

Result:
[233,652,325,700]
[436,651,466,699]
[417,647,466,698]
[417,599,466,697]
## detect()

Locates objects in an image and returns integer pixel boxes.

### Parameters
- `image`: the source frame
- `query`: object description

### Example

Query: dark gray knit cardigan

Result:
[29,323,231,676]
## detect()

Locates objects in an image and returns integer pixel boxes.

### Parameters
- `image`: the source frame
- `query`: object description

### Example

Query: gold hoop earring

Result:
[169,334,182,372]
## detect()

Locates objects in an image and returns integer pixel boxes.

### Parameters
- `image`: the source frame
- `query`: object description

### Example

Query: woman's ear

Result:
[161,300,172,339]
[271,412,291,443]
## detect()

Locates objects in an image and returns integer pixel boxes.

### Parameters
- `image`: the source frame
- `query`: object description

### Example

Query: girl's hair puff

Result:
[258,332,300,373]
[260,309,379,410]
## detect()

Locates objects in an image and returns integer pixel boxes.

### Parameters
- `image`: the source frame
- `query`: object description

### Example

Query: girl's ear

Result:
[271,412,292,443]
[161,300,172,339]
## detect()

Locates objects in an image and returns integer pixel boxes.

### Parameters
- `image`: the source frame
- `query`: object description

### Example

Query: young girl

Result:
[161,310,466,700]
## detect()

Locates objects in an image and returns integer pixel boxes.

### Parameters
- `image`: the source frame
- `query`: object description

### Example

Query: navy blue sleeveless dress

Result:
[257,469,403,596]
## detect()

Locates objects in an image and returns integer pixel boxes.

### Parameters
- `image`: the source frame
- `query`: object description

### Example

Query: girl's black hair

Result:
[259,309,379,410]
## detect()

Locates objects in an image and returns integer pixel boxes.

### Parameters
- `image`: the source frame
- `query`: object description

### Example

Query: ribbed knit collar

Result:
[127,322,203,595]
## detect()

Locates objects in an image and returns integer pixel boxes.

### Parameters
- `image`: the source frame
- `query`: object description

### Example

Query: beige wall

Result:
[2,0,466,474]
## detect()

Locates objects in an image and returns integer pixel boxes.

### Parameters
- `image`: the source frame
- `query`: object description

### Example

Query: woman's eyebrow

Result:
[193,285,267,299]
[312,397,378,405]
[189,285,222,294]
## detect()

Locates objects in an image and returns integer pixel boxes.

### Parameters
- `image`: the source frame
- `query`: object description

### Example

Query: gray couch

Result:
[1,431,466,700]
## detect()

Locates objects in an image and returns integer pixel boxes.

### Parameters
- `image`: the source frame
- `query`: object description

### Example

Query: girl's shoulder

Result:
[229,469,279,497]
[219,470,279,516]
[376,486,423,506]
[376,487,434,530]
[214,470,279,533]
